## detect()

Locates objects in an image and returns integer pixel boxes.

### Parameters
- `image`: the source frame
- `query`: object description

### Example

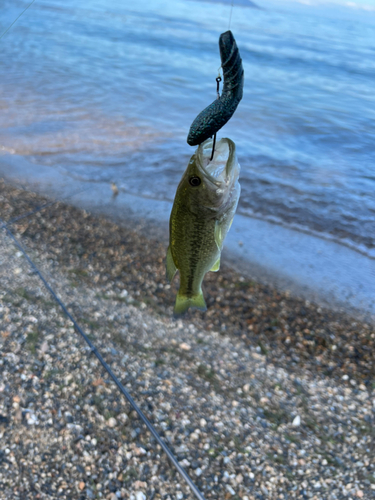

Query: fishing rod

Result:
[1,217,207,500]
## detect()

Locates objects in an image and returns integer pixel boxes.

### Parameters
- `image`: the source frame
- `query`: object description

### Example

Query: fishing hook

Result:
[210,75,222,162]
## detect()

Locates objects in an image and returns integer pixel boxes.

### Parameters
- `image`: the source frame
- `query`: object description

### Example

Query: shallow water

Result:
[1,0,375,256]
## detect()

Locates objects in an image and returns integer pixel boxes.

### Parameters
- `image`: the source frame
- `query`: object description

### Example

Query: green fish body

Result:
[167,138,241,316]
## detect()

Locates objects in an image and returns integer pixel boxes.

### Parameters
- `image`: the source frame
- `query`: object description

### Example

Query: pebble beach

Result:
[1,179,375,500]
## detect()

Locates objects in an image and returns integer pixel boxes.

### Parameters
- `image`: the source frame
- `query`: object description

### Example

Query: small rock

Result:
[86,488,95,499]
[195,468,202,477]
[200,418,207,427]
[135,492,146,500]
[64,412,73,424]
[180,342,191,351]
[134,447,147,456]
[292,415,301,426]
[39,341,49,353]
[236,473,243,484]
[107,417,117,428]
[119,413,129,424]
[86,488,95,500]
[261,485,269,496]
[79,481,85,491]
[226,485,235,496]
[27,413,38,425]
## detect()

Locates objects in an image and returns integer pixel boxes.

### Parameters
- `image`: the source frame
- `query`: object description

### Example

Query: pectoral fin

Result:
[210,257,221,272]
[214,213,235,250]
[214,220,223,250]
[166,246,177,283]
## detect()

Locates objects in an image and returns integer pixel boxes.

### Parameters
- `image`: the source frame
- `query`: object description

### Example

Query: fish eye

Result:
[189,176,201,187]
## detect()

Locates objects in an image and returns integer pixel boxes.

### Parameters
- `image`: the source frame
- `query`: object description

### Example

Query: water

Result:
[1,0,375,257]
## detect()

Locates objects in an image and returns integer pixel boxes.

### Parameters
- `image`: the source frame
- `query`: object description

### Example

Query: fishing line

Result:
[228,0,234,30]
[210,76,222,161]
[1,220,207,500]
[0,0,36,41]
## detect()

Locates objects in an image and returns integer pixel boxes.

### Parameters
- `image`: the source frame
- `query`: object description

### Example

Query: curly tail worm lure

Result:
[187,30,244,147]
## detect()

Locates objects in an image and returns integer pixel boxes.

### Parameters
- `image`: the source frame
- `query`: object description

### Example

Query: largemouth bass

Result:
[167,137,241,316]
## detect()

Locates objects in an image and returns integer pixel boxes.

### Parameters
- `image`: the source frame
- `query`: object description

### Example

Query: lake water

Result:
[1,0,375,258]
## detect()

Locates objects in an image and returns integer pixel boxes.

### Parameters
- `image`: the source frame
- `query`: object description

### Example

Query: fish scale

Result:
[172,205,218,298]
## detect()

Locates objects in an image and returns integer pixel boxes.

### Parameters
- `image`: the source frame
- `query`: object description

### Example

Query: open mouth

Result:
[199,138,232,183]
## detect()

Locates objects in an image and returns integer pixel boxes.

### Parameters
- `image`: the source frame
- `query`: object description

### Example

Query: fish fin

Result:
[210,257,221,272]
[173,290,207,318]
[166,246,177,283]
[215,206,237,250]
[214,220,223,250]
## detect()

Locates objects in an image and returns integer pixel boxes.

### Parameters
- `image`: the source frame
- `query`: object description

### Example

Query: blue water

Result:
[1,0,374,256]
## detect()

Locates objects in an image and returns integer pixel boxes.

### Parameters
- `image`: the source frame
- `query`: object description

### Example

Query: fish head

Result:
[180,137,240,216]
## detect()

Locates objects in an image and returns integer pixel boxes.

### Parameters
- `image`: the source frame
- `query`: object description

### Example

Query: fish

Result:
[166,137,241,316]
[187,30,244,146]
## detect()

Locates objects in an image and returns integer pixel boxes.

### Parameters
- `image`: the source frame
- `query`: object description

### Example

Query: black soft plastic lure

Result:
[187,30,244,146]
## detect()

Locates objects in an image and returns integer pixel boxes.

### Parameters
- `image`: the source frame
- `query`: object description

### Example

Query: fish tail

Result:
[173,290,207,318]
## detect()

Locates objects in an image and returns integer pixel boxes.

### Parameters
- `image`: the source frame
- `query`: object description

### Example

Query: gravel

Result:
[0,180,374,499]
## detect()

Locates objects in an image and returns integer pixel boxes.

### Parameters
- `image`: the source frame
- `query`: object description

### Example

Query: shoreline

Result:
[1,178,374,382]
[1,179,375,499]
[1,179,375,500]
[0,153,374,324]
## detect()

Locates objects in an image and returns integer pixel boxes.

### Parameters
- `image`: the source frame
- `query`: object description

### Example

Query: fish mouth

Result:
[197,137,239,187]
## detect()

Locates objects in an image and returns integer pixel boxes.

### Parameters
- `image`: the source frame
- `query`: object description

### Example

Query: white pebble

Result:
[119,413,129,424]
[107,417,117,428]
[236,473,243,484]
[292,415,301,426]
[225,485,235,496]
